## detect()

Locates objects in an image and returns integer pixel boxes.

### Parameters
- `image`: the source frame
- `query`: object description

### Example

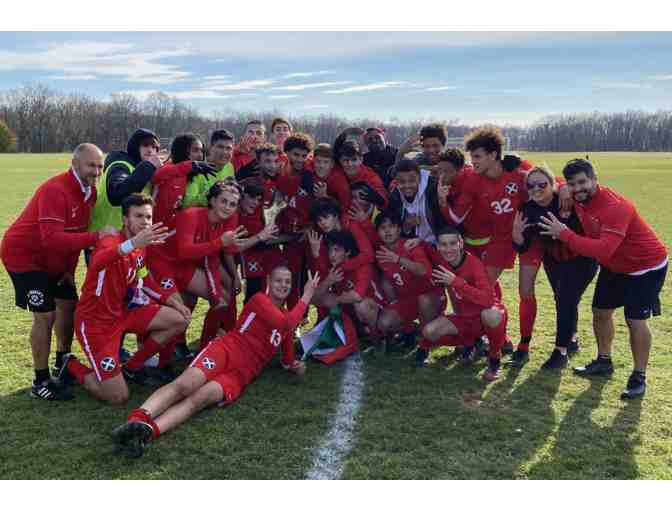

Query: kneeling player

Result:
[374,211,444,347]
[312,231,380,334]
[418,227,508,382]
[111,267,319,458]
[57,194,192,404]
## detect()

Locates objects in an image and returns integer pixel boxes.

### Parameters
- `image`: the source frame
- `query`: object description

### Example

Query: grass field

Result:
[0,152,670,479]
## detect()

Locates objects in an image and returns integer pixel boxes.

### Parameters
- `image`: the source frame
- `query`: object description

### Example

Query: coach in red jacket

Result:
[1,144,117,400]
[540,158,667,400]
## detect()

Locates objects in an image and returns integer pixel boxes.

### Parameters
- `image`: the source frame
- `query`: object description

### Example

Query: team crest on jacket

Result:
[100,357,116,372]
[505,183,518,195]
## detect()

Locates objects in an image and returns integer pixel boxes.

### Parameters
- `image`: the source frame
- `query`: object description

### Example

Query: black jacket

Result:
[363,145,398,189]
[387,174,446,241]
[104,128,160,206]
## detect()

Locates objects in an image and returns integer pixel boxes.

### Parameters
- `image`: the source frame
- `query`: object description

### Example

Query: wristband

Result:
[120,239,135,255]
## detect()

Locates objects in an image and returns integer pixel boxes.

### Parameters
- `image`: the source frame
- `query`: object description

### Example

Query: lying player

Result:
[374,211,444,347]
[57,194,191,404]
[111,267,319,458]
[417,227,508,381]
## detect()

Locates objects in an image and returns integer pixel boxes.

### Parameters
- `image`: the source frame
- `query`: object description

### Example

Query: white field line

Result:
[305,354,365,480]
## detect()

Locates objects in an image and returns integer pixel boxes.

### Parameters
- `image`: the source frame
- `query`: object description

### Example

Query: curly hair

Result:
[283,132,315,153]
[254,142,279,159]
[464,125,506,159]
[438,148,465,169]
[419,123,447,146]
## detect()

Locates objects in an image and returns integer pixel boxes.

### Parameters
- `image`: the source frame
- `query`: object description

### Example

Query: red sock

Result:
[484,306,508,359]
[127,408,161,439]
[222,300,237,332]
[493,280,503,301]
[125,338,162,371]
[67,358,93,385]
[200,306,229,350]
[519,295,537,341]
[158,335,180,368]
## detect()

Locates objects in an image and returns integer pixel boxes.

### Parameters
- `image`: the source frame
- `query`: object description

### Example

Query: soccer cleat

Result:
[573,357,614,378]
[501,340,514,355]
[541,349,568,370]
[458,345,477,364]
[620,372,646,400]
[30,379,74,401]
[506,349,529,368]
[415,348,429,368]
[55,353,77,386]
[112,421,153,458]
[483,366,501,382]
[567,340,580,355]
[173,343,195,362]
[474,336,490,359]
[122,366,149,385]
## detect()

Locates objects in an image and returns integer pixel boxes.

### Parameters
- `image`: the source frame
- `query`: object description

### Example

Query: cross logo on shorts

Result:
[505,183,518,195]
[100,357,116,372]
[161,278,175,289]
[202,357,215,370]
[298,188,308,197]
[248,261,259,273]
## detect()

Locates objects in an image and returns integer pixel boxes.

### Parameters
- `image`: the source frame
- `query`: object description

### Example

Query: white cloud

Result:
[281,71,334,79]
[0,41,191,85]
[271,81,353,91]
[649,74,672,80]
[425,86,460,91]
[204,80,274,91]
[204,75,234,81]
[323,81,407,94]
[118,89,161,100]
[172,90,235,100]
[594,82,650,89]
[50,74,98,81]
[269,95,301,99]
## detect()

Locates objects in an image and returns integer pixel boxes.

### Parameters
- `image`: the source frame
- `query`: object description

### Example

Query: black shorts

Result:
[7,271,78,313]
[592,263,667,320]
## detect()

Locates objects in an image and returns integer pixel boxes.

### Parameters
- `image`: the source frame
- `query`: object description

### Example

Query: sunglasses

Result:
[526,181,549,191]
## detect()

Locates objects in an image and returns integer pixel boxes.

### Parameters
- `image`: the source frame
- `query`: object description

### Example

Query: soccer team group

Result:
[1,119,667,458]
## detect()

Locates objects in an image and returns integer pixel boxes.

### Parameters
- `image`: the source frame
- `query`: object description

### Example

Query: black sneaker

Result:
[122,366,150,385]
[567,340,580,355]
[501,340,514,355]
[55,353,77,386]
[415,348,429,368]
[474,336,490,359]
[573,357,614,377]
[173,343,195,362]
[506,349,529,368]
[541,349,568,370]
[112,421,153,458]
[620,372,646,400]
[459,345,477,364]
[30,379,74,401]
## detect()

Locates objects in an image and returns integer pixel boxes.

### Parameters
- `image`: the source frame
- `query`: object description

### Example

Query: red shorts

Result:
[386,288,446,325]
[75,304,161,382]
[147,254,196,292]
[431,314,483,347]
[189,336,256,404]
[483,239,517,270]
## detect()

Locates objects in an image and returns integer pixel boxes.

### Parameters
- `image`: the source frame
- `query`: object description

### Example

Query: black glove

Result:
[358,182,386,207]
[187,161,218,181]
[502,154,521,172]
[236,159,260,181]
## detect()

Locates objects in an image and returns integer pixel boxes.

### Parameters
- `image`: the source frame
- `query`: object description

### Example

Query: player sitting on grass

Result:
[57,194,191,404]
[312,231,381,337]
[111,267,319,458]
[417,227,508,382]
[374,211,444,349]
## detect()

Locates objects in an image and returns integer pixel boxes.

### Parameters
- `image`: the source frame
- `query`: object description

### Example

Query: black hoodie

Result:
[103,128,160,206]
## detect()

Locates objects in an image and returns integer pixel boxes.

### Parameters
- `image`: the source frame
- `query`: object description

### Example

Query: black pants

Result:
[543,255,598,348]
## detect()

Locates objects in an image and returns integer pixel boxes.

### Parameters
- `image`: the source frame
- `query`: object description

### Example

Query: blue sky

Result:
[1,31,671,126]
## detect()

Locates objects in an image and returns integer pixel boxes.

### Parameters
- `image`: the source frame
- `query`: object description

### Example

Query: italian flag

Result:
[300,305,358,364]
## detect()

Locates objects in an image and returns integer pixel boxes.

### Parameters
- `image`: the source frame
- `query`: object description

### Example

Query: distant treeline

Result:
[1,83,671,153]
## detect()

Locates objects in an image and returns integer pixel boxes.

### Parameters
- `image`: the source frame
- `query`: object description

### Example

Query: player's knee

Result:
[33,311,56,328]
[481,308,502,329]
[592,307,613,322]
[173,377,198,399]
[102,386,129,405]
[422,322,439,342]
[377,312,396,334]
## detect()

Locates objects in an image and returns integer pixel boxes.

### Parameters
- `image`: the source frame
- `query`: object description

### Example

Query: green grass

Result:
[0,152,670,479]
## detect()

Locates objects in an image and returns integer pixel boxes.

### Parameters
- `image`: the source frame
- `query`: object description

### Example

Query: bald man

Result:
[1,143,117,400]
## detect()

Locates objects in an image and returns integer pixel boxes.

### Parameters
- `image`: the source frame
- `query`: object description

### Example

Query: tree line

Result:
[0,83,670,153]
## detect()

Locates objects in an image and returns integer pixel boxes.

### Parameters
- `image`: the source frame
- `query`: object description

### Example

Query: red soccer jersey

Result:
[173,207,239,300]
[427,248,498,318]
[226,292,307,372]
[231,148,255,173]
[447,167,529,242]
[443,165,491,241]
[316,166,351,208]
[308,222,375,276]
[331,262,376,300]
[558,185,667,274]
[238,204,283,278]
[1,169,98,275]
[276,164,313,231]
[336,163,389,210]
[376,240,435,297]
[76,234,174,326]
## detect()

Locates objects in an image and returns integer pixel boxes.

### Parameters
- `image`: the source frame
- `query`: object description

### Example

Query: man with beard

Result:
[363,127,398,189]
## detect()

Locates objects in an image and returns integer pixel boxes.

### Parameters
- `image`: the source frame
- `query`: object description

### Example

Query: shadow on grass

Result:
[527,377,643,479]
[0,360,345,480]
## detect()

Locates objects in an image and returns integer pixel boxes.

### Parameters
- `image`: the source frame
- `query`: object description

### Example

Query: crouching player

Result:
[57,194,192,404]
[111,267,319,458]
[417,227,508,381]
[375,211,444,348]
